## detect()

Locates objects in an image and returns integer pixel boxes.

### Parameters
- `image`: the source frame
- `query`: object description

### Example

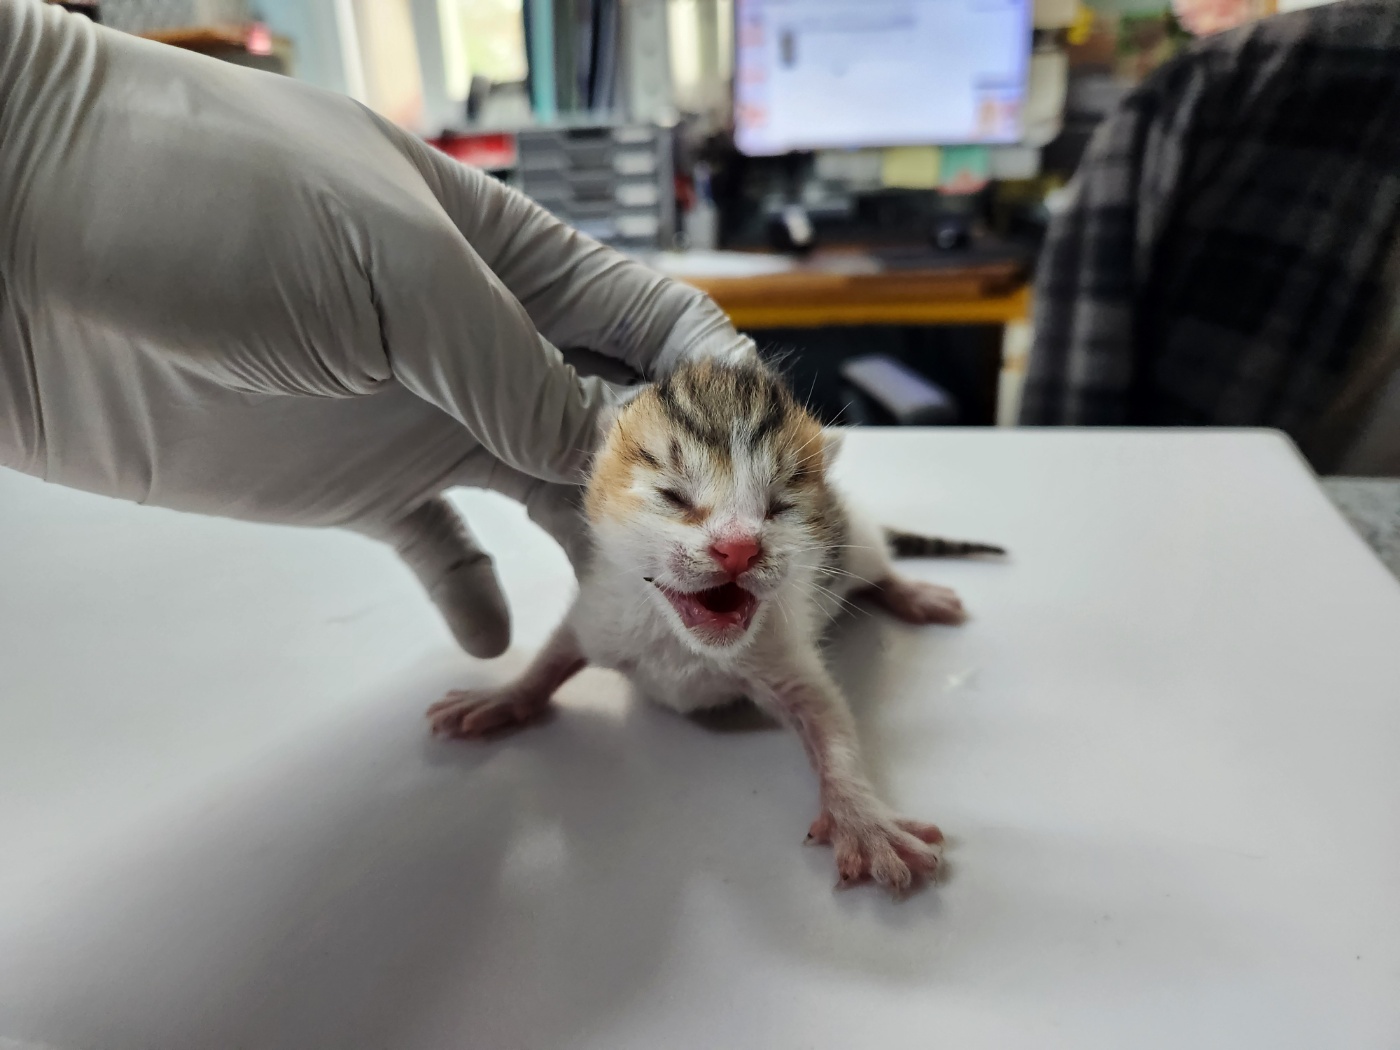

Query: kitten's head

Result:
[585,359,843,655]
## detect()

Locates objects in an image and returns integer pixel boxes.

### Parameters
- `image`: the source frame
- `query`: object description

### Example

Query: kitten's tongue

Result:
[658,582,759,634]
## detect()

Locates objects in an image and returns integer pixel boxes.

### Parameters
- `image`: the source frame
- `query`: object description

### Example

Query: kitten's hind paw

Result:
[427,688,551,739]
[868,577,967,625]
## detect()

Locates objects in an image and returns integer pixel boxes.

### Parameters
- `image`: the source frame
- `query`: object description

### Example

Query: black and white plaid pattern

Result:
[1021,0,1400,460]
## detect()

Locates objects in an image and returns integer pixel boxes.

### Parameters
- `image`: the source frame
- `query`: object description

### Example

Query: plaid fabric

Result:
[1021,0,1400,464]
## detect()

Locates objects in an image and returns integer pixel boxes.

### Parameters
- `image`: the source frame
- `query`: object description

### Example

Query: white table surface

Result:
[2,430,1398,1050]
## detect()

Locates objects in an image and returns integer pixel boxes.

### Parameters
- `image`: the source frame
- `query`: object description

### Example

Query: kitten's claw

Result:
[806,811,834,845]
[811,808,943,895]
[896,818,945,845]
[871,577,967,626]
[427,688,551,738]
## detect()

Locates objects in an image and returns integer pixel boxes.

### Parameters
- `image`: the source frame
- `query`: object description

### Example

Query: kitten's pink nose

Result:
[710,536,762,576]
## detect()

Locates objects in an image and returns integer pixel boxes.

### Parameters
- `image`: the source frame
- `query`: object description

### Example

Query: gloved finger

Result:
[395,128,757,378]
[355,496,512,659]
[433,444,591,573]
[351,441,589,659]
[369,212,616,487]
[518,482,590,574]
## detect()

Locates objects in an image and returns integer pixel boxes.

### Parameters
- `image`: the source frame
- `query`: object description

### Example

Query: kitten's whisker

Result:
[790,542,877,555]
[773,592,793,630]
[803,579,866,618]
[815,565,877,588]
[787,426,827,461]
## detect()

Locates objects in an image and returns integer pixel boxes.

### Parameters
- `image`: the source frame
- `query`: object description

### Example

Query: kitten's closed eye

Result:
[766,499,795,519]
[658,488,694,512]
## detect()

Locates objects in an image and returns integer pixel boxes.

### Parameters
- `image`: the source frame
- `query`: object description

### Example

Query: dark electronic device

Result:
[840,355,960,426]
[767,203,816,254]
[930,214,973,252]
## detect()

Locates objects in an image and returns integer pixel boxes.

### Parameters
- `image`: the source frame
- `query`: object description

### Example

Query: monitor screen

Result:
[733,0,1031,156]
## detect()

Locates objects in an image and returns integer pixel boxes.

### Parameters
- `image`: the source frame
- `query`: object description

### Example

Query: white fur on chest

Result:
[568,564,751,712]
[569,497,889,715]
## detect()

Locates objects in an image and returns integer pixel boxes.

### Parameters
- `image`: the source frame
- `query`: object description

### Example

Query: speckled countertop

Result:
[1322,477,1400,580]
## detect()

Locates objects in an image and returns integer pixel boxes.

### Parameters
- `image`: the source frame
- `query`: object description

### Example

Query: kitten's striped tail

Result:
[884,528,1006,559]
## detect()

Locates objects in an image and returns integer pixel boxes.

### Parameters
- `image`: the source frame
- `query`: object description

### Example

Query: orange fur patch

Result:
[585,396,663,523]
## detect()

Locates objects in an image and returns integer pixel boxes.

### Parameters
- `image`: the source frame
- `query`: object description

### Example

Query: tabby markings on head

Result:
[654,359,792,457]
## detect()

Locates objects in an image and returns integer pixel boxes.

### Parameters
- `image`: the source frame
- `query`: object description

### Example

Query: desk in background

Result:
[651,248,1034,425]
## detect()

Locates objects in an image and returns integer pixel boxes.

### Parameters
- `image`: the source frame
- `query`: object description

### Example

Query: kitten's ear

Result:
[820,428,846,471]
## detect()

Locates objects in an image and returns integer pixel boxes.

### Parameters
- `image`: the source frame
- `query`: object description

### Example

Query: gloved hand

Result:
[0,0,754,657]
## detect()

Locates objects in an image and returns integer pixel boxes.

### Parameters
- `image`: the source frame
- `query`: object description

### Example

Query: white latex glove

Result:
[0,0,754,657]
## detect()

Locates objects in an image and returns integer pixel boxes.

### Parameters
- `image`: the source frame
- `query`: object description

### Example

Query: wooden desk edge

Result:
[693,284,1032,330]
[140,26,251,51]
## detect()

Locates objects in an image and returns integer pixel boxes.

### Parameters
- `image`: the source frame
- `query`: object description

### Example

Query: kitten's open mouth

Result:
[653,581,760,638]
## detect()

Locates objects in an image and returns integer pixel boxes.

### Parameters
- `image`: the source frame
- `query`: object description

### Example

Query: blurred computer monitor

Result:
[733,0,1031,156]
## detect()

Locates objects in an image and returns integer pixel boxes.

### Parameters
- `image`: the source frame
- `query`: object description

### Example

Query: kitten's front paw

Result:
[806,808,944,894]
[427,688,551,738]
[873,577,966,625]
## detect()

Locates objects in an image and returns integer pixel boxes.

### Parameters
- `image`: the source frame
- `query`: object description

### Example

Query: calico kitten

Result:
[429,359,1003,894]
